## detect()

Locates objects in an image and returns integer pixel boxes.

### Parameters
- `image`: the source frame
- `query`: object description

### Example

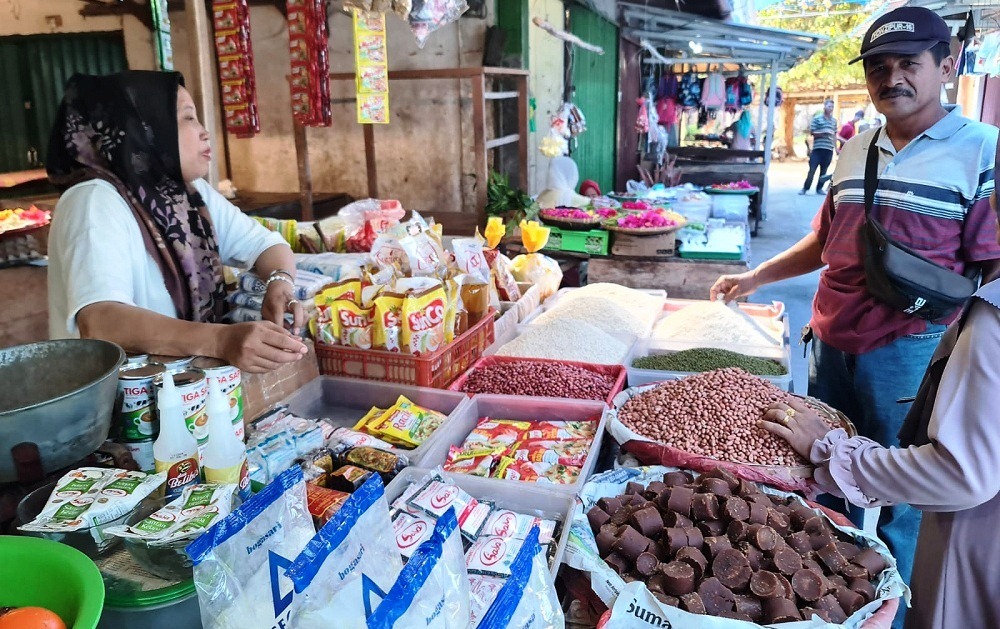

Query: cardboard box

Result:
[610,232,677,258]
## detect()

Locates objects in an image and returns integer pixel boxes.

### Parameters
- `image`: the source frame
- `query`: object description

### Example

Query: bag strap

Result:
[863,130,882,220]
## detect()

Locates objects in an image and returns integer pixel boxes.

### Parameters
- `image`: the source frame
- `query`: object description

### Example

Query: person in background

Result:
[837,109,866,151]
[47,71,308,373]
[800,98,837,195]
[580,179,601,198]
[725,110,755,151]
[760,186,1000,629]
[711,9,999,627]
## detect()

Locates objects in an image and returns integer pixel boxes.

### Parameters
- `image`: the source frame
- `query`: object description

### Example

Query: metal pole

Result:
[761,63,779,223]
[755,73,767,150]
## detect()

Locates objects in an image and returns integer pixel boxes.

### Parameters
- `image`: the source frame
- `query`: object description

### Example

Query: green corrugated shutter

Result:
[0,40,31,173]
[568,4,619,194]
[0,32,126,173]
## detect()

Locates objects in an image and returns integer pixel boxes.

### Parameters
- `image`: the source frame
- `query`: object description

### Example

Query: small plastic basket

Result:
[315,309,495,389]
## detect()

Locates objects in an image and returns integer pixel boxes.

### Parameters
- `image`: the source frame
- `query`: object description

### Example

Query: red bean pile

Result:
[618,368,830,466]
[587,468,886,623]
[460,361,618,401]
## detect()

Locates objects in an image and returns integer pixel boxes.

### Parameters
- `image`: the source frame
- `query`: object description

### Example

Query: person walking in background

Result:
[837,109,865,151]
[800,98,837,195]
[712,8,1000,627]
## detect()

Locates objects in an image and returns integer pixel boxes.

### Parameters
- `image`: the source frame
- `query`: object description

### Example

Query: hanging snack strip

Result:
[212,0,260,138]
[151,0,174,71]
[288,0,332,127]
[353,10,390,124]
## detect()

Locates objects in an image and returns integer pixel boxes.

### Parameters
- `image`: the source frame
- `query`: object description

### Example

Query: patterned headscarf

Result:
[47,71,226,323]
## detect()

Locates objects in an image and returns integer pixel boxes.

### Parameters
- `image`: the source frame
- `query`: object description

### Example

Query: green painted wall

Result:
[0,32,126,173]
[496,0,529,66]
[567,4,619,194]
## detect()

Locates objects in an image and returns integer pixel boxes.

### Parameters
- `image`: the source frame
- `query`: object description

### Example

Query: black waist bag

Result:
[861,132,978,320]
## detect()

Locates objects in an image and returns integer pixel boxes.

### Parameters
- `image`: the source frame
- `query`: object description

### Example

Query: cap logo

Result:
[871,21,915,43]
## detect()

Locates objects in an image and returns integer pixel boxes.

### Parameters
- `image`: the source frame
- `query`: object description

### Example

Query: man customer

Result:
[800,98,837,195]
[837,109,866,151]
[711,7,999,628]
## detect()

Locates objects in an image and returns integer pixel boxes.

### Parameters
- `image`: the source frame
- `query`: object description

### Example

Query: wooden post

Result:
[783,98,798,159]
[517,74,529,193]
[293,123,313,221]
[761,64,779,222]
[363,124,378,198]
[183,0,220,186]
[472,72,488,216]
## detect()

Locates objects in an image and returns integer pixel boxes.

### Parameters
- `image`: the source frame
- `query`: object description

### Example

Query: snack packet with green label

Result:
[107,483,238,545]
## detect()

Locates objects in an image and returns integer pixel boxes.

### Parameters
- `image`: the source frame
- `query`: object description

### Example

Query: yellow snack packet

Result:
[353,406,387,432]
[484,218,505,250]
[320,278,362,306]
[401,285,448,355]
[337,300,374,349]
[376,396,448,448]
[373,291,404,352]
[314,300,341,345]
[519,220,550,253]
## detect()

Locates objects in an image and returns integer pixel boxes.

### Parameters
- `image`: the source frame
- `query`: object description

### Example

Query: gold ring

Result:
[285,298,300,311]
[785,408,796,419]
[780,415,791,427]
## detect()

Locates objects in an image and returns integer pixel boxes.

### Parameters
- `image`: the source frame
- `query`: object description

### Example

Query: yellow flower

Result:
[519,220,550,253]
[484,216,505,249]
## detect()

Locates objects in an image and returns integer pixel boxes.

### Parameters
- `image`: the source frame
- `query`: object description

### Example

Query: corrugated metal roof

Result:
[620,2,827,71]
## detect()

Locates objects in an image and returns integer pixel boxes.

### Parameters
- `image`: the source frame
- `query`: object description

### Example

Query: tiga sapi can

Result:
[154,368,209,445]
[116,363,167,440]
[191,356,245,441]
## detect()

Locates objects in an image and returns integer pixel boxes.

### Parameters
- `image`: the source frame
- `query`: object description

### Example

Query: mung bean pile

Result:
[633,348,787,376]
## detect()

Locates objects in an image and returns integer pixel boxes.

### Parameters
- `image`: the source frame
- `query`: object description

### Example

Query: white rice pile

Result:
[535,284,664,337]
[497,318,631,364]
[653,300,781,345]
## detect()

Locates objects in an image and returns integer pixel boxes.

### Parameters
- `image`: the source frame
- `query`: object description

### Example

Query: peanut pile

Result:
[618,368,828,467]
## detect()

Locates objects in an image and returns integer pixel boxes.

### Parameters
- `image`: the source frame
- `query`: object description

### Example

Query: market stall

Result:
[0,199,906,628]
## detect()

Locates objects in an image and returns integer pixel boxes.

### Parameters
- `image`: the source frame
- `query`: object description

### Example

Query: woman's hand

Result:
[261,280,305,336]
[759,398,835,460]
[218,321,307,373]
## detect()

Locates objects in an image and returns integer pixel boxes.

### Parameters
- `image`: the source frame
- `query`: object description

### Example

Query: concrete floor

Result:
[746,159,830,393]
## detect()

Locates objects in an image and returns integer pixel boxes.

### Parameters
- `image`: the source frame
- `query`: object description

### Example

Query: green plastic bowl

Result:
[0,535,105,629]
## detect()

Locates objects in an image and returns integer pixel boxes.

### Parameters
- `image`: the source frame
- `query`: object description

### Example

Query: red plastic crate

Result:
[448,355,627,406]
[315,310,495,388]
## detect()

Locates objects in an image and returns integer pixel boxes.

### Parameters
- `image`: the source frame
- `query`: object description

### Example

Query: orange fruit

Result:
[0,607,67,629]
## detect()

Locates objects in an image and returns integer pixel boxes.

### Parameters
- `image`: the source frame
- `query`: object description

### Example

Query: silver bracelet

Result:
[266,274,295,291]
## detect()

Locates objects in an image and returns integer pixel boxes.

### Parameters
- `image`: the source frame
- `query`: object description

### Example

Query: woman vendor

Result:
[760,190,1000,628]
[46,71,307,373]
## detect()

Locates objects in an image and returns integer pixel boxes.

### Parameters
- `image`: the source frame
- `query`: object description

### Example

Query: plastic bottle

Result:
[154,371,201,500]
[201,377,251,500]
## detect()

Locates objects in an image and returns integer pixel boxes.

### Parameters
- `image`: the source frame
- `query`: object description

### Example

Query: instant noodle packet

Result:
[376,396,448,448]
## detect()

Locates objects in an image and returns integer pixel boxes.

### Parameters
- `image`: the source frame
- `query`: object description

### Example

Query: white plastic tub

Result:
[280,376,469,466]
[419,394,608,495]
[385,466,575,578]
[624,339,793,391]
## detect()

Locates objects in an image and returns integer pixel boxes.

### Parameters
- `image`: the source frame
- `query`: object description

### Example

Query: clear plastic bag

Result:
[408,0,469,48]
[284,474,403,628]
[369,507,470,628]
[476,525,565,629]
[186,467,315,629]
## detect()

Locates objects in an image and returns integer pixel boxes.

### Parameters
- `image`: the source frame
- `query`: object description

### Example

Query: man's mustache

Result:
[879,88,914,99]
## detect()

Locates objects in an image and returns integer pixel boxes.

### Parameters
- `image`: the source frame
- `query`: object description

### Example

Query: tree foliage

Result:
[759,0,868,92]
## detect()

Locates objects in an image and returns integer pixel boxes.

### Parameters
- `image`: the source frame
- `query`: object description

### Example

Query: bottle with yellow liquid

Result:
[153,371,200,500]
[201,377,250,500]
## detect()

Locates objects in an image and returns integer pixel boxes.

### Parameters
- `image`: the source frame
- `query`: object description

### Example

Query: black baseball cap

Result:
[849,7,951,64]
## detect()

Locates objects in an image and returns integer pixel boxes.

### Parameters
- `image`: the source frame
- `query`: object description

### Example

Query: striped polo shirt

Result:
[810,105,999,355]
[811,114,838,152]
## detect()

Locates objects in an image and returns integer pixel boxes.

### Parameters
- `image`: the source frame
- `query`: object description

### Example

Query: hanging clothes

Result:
[724,77,741,113]
[739,77,754,107]
[657,74,679,100]
[701,73,726,109]
[635,97,650,133]
[678,72,702,108]
[656,97,678,128]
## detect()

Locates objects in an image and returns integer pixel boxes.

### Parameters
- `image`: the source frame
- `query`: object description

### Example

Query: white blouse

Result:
[47,178,286,338]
